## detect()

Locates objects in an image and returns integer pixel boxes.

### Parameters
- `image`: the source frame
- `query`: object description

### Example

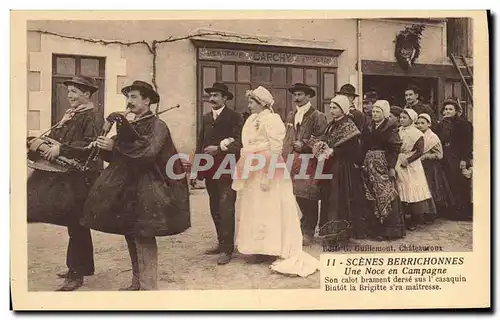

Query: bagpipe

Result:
[27,104,180,173]
[82,104,180,170]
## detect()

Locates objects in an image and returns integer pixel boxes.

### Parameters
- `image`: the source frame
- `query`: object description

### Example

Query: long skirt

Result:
[318,160,367,240]
[233,172,320,278]
[395,154,437,220]
[365,197,405,240]
[422,159,455,217]
[442,147,472,220]
[362,150,405,240]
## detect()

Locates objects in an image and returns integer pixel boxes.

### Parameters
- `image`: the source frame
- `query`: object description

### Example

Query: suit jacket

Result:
[282,106,328,200]
[348,108,367,132]
[196,107,244,180]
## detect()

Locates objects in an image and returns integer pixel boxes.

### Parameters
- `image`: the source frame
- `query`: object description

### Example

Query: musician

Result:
[27,75,101,291]
[81,80,190,291]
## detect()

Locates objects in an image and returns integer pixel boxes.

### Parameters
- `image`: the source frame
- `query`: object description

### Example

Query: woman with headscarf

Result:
[360,100,405,240]
[415,113,455,219]
[308,95,366,240]
[396,109,437,229]
[435,99,473,221]
[232,86,320,277]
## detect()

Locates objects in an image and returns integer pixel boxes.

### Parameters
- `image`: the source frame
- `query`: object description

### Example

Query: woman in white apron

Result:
[231,86,320,277]
[415,113,455,220]
[395,109,437,230]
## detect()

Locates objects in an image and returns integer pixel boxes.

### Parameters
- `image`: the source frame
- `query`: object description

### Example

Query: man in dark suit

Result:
[191,82,243,265]
[335,84,366,131]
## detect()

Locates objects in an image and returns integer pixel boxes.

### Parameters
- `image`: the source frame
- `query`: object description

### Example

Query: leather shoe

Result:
[56,278,83,291]
[217,253,232,265]
[57,270,94,279]
[119,284,140,291]
[205,246,222,255]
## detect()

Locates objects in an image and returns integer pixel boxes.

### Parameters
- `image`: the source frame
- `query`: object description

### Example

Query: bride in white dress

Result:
[230,86,320,277]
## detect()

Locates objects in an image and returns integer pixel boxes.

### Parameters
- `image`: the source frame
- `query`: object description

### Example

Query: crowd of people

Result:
[303,83,474,243]
[26,74,473,292]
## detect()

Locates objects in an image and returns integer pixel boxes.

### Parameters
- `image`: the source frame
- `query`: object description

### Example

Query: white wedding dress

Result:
[232,109,320,277]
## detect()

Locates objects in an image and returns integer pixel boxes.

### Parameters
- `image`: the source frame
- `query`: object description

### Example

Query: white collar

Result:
[296,102,311,113]
[212,106,225,116]
[294,102,312,128]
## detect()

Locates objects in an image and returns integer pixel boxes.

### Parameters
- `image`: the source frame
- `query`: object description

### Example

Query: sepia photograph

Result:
[11,10,490,310]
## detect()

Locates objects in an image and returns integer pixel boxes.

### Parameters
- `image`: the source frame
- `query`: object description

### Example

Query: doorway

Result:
[363,75,438,110]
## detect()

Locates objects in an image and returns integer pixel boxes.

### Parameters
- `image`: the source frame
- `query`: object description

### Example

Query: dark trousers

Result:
[125,235,158,290]
[205,178,236,254]
[66,218,94,278]
[295,197,318,236]
[296,197,319,237]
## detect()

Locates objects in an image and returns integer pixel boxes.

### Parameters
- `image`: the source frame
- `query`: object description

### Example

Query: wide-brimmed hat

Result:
[121,80,160,104]
[288,83,316,98]
[204,82,234,100]
[63,75,98,94]
[336,84,358,97]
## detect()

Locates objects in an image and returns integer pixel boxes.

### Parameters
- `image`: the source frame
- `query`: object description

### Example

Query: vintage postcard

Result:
[11,10,490,310]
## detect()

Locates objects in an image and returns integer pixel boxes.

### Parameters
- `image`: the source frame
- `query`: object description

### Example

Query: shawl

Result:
[309,116,360,159]
[56,102,95,128]
[323,116,361,148]
[422,128,441,154]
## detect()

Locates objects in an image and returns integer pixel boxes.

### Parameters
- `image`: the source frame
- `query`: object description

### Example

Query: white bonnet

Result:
[330,95,351,115]
[246,86,275,108]
[373,100,391,118]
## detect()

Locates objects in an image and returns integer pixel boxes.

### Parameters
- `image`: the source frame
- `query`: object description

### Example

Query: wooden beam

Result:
[361,60,472,80]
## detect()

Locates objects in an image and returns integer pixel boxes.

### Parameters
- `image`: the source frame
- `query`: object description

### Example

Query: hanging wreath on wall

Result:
[394,24,426,70]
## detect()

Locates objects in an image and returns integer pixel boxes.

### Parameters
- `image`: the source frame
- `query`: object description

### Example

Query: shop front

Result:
[192,39,344,126]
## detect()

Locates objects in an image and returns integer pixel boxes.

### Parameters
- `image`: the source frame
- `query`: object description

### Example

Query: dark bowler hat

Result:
[204,82,234,100]
[63,75,99,94]
[363,91,378,102]
[121,80,160,104]
[288,83,316,98]
[336,84,358,97]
